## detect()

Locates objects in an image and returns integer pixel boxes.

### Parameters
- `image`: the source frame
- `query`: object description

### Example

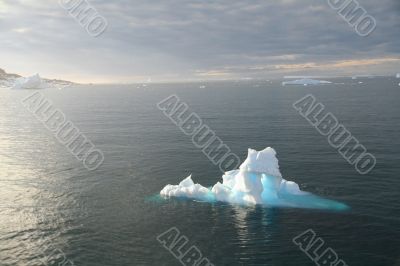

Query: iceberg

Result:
[160,147,349,210]
[396,73,400,78]
[11,74,45,89]
[0,68,74,89]
[282,78,332,86]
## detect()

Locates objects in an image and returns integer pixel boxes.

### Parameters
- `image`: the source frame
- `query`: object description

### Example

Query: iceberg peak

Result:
[239,147,282,177]
[179,175,195,187]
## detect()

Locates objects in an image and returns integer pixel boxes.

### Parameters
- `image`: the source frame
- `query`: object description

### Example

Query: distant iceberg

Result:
[396,73,400,79]
[352,75,375,79]
[9,75,72,89]
[11,74,45,89]
[282,78,332,86]
[0,79,12,88]
[1,68,74,89]
[160,147,349,210]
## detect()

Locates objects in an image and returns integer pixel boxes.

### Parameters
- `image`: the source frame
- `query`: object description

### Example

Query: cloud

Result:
[0,0,399,82]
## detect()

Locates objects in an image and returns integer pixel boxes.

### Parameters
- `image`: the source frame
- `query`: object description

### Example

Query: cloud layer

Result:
[1,0,399,82]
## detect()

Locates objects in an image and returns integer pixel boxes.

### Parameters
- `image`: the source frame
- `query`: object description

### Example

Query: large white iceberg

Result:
[282,78,332,86]
[160,147,348,210]
[11,74,45,89]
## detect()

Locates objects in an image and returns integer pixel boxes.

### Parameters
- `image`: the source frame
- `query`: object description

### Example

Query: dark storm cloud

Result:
[0,0,399,82]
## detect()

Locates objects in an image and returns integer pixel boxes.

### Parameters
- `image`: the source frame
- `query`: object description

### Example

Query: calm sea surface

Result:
[0,78,399,265]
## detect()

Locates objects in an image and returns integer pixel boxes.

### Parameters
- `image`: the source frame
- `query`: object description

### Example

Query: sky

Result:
[0,0,399,83]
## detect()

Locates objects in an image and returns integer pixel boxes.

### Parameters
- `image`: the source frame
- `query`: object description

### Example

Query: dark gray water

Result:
[0,78,399,265]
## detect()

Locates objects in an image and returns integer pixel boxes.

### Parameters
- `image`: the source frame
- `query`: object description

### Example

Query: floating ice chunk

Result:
[240,148,282,177]
[282,78,332,86]
[211,182,231,202]
[222,170,238,188]
[160,147,349,210]
[160,175,213,201]
[11,74,44,89]
[279,180,307,195]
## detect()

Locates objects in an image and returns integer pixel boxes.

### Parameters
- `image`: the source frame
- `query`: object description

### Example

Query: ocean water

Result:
[0,78,399,266]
